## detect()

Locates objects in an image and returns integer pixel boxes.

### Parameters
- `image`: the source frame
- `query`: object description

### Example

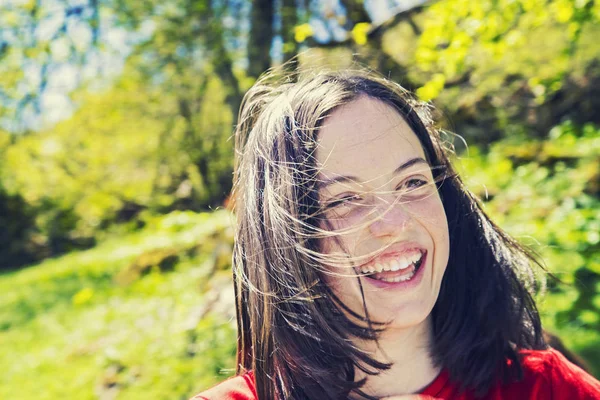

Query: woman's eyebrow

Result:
[318,157,429,190]
[393,157,428,174]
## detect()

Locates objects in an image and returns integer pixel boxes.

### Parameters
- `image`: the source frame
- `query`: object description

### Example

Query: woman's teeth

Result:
[360,251,424,282]
[376,268,416,282]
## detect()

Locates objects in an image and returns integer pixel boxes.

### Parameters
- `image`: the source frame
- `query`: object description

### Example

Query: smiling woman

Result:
[316,97,449,340]
[191,70,600,400]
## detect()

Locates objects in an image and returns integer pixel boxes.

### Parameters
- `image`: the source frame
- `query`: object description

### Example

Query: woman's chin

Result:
[368,300,435,331]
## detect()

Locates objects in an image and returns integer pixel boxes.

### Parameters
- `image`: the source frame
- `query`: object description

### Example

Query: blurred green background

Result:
[1,0,599,398]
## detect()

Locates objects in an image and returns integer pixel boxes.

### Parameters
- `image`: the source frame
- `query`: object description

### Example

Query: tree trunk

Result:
[281,0,298,68]
[248,0,275,78]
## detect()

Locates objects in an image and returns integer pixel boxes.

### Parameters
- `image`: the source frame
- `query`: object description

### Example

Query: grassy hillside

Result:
[0,210,237,400]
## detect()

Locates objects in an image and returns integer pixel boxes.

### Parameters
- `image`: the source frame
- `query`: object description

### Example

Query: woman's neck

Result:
[352,317,441,399]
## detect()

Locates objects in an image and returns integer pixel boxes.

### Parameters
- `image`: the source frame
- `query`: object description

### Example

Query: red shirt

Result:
[192,349,600,399]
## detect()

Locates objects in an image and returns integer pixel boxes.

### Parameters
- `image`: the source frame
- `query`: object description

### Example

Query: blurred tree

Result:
[248,0,274,78]
[281,0,299,67]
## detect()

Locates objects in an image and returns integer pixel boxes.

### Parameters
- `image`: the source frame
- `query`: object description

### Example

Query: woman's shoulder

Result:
[431,349,600,399]
[513,348,600,399]
[190,371,257,400]
[519,347,593,377]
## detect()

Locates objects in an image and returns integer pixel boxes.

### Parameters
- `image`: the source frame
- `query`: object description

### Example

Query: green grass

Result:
[0,210,237,399]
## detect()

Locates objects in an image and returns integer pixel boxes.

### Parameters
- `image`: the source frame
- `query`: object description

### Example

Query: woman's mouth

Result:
[360,250,425,284]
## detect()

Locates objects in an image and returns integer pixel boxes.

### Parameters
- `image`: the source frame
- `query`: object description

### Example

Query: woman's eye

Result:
[324,194,362,209]
[398,177,428,191]
[407,178,427,188]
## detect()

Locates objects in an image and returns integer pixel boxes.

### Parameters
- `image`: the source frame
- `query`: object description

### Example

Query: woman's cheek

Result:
[407,195,450,257]
[407,195,447,228]
[322,209,370,245]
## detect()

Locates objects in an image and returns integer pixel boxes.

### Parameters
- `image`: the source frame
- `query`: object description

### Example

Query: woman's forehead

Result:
[315,96,426,180]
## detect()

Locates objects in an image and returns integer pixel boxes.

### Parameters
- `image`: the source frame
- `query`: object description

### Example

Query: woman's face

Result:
[315,96,450,329]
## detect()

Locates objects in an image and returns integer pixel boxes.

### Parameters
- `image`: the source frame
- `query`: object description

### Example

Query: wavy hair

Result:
[231,69,546,399]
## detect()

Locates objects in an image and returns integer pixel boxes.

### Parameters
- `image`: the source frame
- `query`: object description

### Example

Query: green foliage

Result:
[414,0,599,97]
[379,0,600,144]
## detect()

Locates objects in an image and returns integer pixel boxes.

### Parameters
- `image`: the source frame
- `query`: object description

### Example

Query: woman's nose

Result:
[368,198,413,237]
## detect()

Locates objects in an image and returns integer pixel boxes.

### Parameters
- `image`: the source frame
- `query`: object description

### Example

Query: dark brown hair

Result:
[231,69,546,399]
